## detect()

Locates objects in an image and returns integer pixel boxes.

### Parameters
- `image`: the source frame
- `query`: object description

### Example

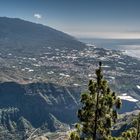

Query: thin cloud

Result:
[34,13,42,19]
[70,31,140,39]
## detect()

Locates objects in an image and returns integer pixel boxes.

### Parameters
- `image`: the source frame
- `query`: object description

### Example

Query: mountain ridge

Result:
[0,17,85,55]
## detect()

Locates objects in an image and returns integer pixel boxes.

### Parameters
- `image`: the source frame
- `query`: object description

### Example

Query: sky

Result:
[0,0,140,39]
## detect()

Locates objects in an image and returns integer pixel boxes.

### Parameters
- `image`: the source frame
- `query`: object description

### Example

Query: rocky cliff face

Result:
[0,82,80,139]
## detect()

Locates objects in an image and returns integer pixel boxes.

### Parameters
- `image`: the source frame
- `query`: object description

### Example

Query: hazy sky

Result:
[0,0,140,39]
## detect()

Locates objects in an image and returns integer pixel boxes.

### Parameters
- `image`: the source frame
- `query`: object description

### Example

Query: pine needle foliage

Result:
[70,62,122,140]
[121,112,140,140]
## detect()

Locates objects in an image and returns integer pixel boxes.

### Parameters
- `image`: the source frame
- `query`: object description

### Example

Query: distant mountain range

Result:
[0,17,85,139]
[0,17,85,55]
[0,17,140,139]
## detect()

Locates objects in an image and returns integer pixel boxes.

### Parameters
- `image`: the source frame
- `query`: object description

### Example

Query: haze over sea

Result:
[79,38,140,59]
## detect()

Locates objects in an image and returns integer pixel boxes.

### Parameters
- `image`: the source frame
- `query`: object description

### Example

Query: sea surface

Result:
[79,38,140,58]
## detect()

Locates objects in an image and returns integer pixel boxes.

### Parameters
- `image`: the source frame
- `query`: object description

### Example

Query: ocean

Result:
[79,38,140,58]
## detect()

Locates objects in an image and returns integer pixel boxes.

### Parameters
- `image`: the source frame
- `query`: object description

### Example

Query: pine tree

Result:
[70,62,122,140]
[121,112,140,140]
